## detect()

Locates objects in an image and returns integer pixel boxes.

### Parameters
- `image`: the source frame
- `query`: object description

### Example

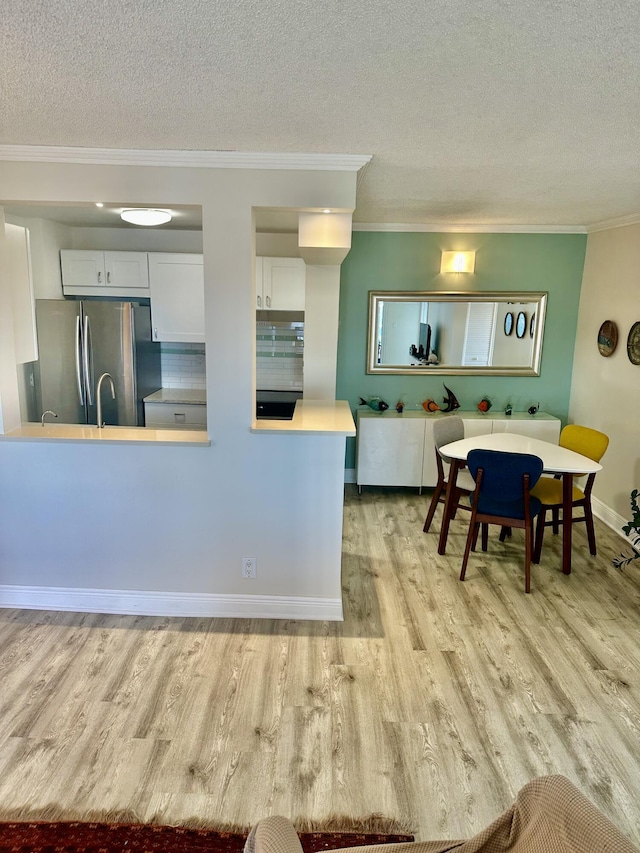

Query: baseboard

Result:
[0,586,343,621]
[592,496,628,539]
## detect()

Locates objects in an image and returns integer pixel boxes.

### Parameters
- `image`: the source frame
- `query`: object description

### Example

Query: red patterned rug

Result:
[0,822,414,853]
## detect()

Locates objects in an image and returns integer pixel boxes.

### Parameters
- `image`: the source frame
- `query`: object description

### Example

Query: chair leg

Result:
[552,507,560,535]
[423,481,444,533]
[471,523,480,551]
[524,521,533,593]
[450,496,459,520]
[533,509,546,564]
[481,523,488,552]
[460,521,478,582]
[584,499,597,556]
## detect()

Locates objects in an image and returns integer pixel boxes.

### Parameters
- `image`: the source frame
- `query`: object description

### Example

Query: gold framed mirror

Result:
[367,291,547,376]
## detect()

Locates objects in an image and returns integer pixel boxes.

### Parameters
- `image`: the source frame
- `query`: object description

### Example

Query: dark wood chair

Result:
[532,425,609,563]
[460,449,544,593]
[423,416,476,533]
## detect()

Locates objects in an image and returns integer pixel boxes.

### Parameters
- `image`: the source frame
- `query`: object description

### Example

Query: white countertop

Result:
[2,402,354,442]
[143,388,207,405]
[2,423,210,445]
[251,400,356,435]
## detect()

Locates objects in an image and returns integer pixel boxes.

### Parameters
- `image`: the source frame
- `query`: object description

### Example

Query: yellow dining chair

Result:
[532,424,609,563]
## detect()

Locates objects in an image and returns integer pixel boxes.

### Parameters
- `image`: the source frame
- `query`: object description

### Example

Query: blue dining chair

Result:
[460,449,544,593]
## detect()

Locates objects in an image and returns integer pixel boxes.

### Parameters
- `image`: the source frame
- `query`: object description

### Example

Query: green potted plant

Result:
[613,489,640,569]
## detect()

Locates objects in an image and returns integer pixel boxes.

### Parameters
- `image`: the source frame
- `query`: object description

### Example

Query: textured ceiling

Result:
[2,0,640,228]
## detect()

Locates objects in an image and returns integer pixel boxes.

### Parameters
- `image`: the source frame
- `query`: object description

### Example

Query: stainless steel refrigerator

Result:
[33,299,161,426]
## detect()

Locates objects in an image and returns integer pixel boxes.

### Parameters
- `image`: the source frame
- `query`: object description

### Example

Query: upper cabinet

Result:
[148,253,205,343]
[256,256,305,311]
[6,223,38,364]
[61,250,149,297]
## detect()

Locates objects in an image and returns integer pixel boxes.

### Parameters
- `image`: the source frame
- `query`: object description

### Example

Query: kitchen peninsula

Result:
[0,400,354,443]
[1,423,210,444]
[252,400,355,435]
[0,148,365,623]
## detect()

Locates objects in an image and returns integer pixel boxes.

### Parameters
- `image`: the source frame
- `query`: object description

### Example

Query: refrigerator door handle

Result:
[83,314,95,406]
[75,314,85,406]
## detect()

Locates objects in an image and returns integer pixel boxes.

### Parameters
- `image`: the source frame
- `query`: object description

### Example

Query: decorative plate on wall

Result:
[627,322,640,365]
[597,320,618,357]
[516,311,527,339]
[504,312,514,336]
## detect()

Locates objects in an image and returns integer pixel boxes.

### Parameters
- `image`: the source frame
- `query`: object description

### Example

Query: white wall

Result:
[492,301,536,367]
[0,209,21,432]
[70,226,203,254]
[256,232,299,257]
[380,301,421,364]
[569,222,640,527]
[4,215,71,299]
[0,160,357,617]
[303,265,341,400]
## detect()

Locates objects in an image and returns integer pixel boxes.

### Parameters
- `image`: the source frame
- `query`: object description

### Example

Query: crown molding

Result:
[352,222,587,234]
[587,213,640,233]
[0,145,372,172]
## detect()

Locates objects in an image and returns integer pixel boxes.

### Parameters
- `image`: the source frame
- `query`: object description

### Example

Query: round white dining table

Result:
[437,431,603,574]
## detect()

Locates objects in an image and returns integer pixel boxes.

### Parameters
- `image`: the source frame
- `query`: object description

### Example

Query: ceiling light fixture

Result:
[120,208,172,226]
[440,250,476,274]
[322,208,332,214]
[95,202,104,208]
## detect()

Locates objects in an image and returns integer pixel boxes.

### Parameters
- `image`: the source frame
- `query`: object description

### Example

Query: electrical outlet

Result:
[242,557,257,579]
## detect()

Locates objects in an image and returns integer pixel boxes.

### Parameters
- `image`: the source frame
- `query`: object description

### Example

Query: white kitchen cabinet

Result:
[6,223,38,364]
[61,250,149,297]
[148,253,204,343]
[356,412,425,488]
[256,256,305,311]
[144,401,207,430]
[357,409,561,490]
[491,416,562,443]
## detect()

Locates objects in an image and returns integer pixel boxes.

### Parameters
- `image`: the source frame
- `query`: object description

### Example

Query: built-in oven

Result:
[256,390,302,420]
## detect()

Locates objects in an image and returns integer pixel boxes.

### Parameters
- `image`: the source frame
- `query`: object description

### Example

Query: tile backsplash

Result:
[257,320,304,390]
[160,343,206,389]
[158,321,303,392]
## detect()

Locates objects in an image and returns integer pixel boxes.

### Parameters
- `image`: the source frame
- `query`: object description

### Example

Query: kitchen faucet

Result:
[96,373,116,428]
[41,410,58,426]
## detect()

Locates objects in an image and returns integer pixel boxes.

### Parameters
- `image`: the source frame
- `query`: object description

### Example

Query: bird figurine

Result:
[359,396,389,413]
[441,384,460,413]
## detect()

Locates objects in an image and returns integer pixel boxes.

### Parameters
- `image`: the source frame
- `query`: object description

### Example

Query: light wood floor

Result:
[1,485,640,845]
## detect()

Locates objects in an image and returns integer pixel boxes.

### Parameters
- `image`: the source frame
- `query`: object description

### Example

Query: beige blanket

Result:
[245,775,638,853]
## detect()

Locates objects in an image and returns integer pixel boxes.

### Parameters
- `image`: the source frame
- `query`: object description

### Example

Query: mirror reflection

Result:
[367,291,547,376]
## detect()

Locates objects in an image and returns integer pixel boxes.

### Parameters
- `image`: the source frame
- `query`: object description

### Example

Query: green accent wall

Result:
[336,231,587,469]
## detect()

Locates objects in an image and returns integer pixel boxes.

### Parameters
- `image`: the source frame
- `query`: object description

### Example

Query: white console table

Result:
[356,409,561,492]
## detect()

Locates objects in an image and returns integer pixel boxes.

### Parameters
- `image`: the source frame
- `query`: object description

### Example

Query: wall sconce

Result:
[440,250,476,274]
